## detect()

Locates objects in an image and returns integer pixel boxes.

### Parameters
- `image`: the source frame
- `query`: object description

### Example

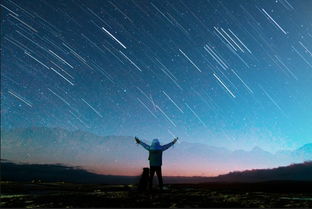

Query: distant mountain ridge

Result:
[0,159,138,184]
[1,127,311,176]
[209,161,312,182]
[1,159,311,184]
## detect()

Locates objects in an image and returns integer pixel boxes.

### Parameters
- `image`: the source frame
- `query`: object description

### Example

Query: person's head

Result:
[150,138,161,149]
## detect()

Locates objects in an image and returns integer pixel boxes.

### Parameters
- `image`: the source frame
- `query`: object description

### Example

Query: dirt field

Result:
[1,181,312,208]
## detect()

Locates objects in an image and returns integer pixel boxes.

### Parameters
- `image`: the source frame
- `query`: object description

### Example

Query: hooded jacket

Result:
[139,139,175,166]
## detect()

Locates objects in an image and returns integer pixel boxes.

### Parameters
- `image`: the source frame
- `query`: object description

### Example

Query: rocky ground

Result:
[1,181,312,208]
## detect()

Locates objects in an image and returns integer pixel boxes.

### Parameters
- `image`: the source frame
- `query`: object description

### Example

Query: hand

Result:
[173,137,178,143]
[135,136,140,144]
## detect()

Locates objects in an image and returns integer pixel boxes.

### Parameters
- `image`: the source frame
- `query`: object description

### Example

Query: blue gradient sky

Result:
[1,0,312,152]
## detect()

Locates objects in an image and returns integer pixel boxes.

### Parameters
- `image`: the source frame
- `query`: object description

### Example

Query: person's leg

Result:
[155,166,163,190]
[149,166,156,190]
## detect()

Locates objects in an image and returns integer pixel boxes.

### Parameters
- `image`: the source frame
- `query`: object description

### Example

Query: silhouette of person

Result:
[135,136,178,190]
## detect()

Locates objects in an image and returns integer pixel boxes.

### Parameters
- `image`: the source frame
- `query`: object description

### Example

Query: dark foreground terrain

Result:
[1,181,312,208]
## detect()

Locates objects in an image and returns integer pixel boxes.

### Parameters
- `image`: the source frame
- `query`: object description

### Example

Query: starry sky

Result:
[1,0,312,152]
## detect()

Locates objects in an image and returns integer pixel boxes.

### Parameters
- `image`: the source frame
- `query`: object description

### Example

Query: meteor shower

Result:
[1,0,312,208]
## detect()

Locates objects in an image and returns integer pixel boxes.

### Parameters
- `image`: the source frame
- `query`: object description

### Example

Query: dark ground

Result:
[1,181,312,208]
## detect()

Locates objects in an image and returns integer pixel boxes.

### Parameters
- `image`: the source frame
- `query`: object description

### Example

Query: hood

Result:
[150,138,162,150]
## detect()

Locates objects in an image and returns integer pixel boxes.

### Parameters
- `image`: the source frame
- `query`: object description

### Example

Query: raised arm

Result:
[161,137,178,151]
[135,136,150,151]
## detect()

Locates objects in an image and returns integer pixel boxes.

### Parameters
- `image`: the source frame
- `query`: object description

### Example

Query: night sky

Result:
[1,0,312,152]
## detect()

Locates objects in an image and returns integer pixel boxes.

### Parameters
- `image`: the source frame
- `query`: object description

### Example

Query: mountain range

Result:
[1,127,311,176]
[1,159,311,184]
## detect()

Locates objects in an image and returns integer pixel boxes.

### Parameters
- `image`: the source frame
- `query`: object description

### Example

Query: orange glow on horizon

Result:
[87,165,232,177]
